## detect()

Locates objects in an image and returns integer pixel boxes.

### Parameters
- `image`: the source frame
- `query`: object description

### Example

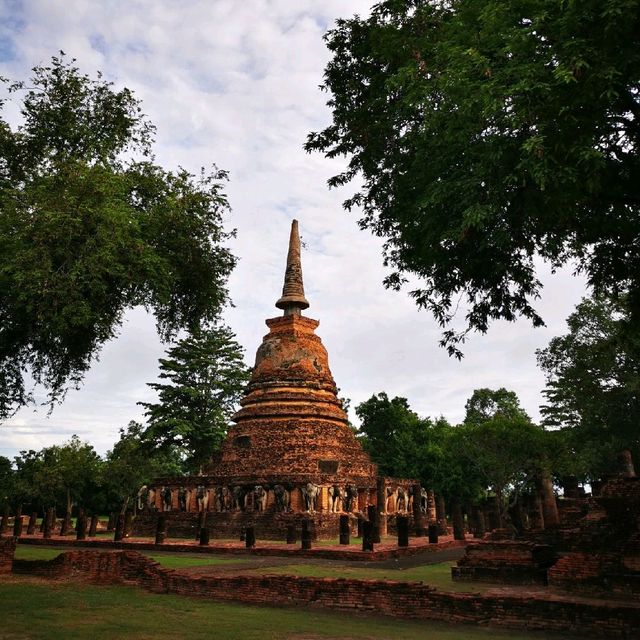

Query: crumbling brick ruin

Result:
[453,453,640,596]
[9,547,639,638]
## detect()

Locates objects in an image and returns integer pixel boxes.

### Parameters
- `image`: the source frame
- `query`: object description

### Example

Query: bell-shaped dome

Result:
[207,220,376,485]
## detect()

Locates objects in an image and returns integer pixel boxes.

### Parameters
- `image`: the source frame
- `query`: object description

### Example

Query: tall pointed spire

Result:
[276,219,309,315]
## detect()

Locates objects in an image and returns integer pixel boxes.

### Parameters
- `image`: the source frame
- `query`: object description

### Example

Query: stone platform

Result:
[131,510,359,541]
[14,532,466,562]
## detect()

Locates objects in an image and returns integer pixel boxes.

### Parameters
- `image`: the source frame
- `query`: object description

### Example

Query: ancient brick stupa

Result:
[208,219,377,488]
[136,220,410,540]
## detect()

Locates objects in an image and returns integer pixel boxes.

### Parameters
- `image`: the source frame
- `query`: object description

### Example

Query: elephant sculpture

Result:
[301,483,319,513]
[328,485,343,513]
[232,486,246,512]
[178,487,188,512]
[196,485,208,512]
[273,484,290,512]
[215,486,232,512]
[344,485,358,513]
[253,485,268,512]
[396,487,408,513]
[161,487,172,512]
[136,485,148,512]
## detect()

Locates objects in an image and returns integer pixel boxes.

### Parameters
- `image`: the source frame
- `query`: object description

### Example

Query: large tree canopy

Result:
[307,0,640,355]
[0,55,236,419]
[355,392,484,501]
[537,295,640,475]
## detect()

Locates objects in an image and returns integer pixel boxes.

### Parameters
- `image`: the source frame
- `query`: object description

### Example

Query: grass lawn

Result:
[14,546,66,561]
[241,561,488,593]
[0,578,570,640]
[145,554,251,569]
[14,546,253,570]
[14,547,478,592]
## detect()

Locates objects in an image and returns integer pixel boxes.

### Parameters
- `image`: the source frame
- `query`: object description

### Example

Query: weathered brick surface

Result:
[0,536,16,574]
[132,511,357,540]
[208,314,377,485]
[142,314,384,540]
[549,552,640,596]
[453,541,555,585]
[457,476,640,595]
[13,550,640,638]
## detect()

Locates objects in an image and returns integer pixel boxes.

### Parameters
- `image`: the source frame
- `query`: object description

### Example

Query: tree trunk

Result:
[113,513,125,542]
[60,501,72,536]
[43,507,53,539]
[451,499,465,541]
[27,512,37,535]
[435,494,448,535]
[0,505,9,534]
[76,512,87,540]
[13,505,23,537]
[473,505,485,538]
[538,472,559,528]
[530,493,545,529]
[123,510,133,538]
[89,514,99,537]
[494,490,503,529]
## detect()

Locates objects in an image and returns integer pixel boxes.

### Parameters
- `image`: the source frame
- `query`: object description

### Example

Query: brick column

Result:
[376,478,387,537]
[412,483,425,537]
[427,490,436,524]
[436,494,448,535]
[0,537,16,574]
[12,506,23,537]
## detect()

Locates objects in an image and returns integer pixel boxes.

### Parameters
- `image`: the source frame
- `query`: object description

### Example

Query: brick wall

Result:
[13,550,640,638]
[452,541,556,585]
[548,552,640,596]
[0,537,16,574]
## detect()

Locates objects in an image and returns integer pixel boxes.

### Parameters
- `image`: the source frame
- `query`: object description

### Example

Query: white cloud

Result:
[0,1,587,459]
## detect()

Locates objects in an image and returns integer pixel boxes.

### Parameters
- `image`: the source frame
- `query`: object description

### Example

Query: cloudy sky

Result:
[0,0,587,460]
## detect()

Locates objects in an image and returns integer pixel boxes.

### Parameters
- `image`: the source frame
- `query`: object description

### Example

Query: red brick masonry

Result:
[0,537,16,573]
[11,548,640,639]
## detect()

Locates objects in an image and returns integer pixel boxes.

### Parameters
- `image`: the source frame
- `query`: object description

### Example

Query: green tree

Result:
[355,392,423,475]
[0,54,236,419]
[13,435,102,514]
[139,323,251,473]
[355,392,480,500]
[0,455,13,508]
[307,0,640,355]
[464,388,531,425]
[101,421,182,514]
[460,388,549,525]
[537,295,640,477]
